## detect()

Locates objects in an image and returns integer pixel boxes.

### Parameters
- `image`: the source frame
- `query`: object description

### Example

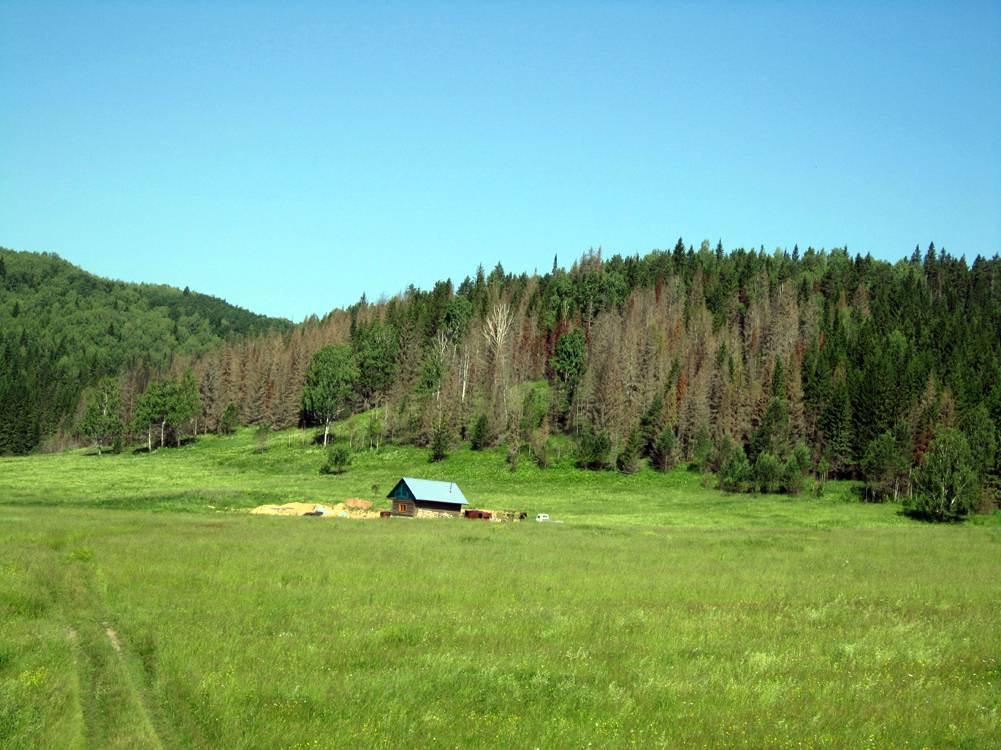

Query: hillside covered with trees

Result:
[4,241,1000,517]
[184,241,1000,516]
[0,248,291,453]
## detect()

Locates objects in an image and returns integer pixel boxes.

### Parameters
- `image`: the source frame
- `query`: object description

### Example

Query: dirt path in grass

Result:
[59,559,166,750]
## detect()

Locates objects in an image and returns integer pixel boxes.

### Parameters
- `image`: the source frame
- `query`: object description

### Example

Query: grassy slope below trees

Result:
[1,436,999,747]
[0,247,290,454]
[0,425,881,525]
[4,423,1000,527]
[3,425,999,747]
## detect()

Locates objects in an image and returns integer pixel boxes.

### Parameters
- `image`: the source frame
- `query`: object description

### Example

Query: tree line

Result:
[183,244,1001,513]
[7,241,1000,518]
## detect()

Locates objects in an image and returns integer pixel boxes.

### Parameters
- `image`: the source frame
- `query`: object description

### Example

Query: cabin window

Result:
[398,503,408,513]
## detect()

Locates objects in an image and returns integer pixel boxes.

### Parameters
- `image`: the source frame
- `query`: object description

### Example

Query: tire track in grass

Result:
[59,557,165,750]
[100,622,165,750]
[64,627,87,750]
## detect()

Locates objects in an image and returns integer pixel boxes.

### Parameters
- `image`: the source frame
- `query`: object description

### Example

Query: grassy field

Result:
[0,426,946,527]
[2,429,1000,748]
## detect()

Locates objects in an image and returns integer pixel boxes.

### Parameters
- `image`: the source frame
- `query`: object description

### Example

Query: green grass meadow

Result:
[2,429,1000,748]
[0,427,918,527]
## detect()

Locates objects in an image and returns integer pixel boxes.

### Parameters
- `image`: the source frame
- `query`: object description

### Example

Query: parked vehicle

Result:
[536,513,550,522]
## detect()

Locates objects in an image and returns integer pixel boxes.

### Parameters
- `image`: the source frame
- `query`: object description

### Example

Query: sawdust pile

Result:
[249,502,379,519]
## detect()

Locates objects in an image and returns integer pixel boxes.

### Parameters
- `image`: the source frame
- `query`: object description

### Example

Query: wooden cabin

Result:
[387,477,469,516]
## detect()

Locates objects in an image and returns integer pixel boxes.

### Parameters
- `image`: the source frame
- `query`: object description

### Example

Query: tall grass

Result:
[1,509,999,748]
[0,426,942,528]
[2,429,999,747]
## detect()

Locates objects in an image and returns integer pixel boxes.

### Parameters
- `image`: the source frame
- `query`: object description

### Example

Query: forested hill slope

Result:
[4,241,1001,511]
[0,247,291,453]
[176,242,1001,500]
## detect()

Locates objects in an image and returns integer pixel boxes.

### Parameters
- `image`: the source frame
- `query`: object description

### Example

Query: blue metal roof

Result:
[391,477,469,505]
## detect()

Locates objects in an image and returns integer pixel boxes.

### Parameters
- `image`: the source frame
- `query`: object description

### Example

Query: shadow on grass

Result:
[128,436,201,455]
[898,507,969,524]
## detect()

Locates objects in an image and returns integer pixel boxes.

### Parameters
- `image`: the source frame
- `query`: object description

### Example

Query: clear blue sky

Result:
[2,1,999,320]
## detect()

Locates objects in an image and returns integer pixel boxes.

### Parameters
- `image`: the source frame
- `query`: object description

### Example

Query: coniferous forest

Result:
[3,241,999,516]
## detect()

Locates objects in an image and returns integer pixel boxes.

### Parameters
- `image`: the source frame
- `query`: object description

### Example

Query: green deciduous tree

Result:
[78,379,123,455]
[302,345,359,446]
[218,403,238,435]
[133,380,170,452]
[351,321,398,408]
[860,429,909,502]
[782,441,812,495]
[131,372,201,450]
[170,370,202,446]
[911,428,979,521]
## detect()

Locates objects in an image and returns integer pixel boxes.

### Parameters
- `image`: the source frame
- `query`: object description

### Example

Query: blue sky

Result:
[2,1,999,320]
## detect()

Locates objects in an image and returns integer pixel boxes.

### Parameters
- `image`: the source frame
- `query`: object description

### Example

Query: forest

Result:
[0,248,290,454]
[3,241,999,518]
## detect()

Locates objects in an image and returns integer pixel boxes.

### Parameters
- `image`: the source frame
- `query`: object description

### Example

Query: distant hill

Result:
[0,247,291,454]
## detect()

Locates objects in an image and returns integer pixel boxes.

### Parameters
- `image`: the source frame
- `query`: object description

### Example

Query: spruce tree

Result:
[959,405,997,481]
[616,429,643,474]
[820,381,854,474]
[651,426,678,471]
[639,394,665,457]
[470,414,490,450]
